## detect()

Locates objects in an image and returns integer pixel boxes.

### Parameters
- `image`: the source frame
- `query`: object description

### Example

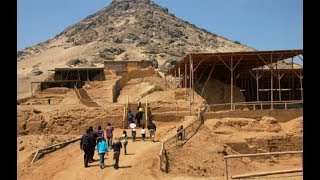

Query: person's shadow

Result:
[119,165,132,168]
[124,153,135,155]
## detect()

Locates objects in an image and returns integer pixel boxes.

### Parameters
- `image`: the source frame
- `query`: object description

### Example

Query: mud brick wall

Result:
[204,108,302,123]
[112,67,155,102]
[104,61,153,76]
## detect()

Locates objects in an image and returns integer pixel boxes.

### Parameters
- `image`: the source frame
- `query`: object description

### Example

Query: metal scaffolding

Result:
[166,49,303,112]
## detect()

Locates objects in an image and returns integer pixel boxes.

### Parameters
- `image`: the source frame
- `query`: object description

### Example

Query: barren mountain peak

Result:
[17,0,256,99]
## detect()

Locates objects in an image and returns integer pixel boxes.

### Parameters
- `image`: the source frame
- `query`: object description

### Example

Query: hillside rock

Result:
[17,0,256,98]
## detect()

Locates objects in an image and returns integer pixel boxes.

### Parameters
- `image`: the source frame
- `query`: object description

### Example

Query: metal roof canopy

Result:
[164,49,303,113]
[166,49,303,76]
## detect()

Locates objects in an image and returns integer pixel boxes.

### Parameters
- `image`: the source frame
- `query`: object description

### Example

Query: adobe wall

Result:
[112,67,155,102]
[104,61,153,76]
[204,108,302,123]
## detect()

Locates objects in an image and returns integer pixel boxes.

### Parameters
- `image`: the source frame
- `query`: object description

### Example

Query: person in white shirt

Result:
[129,121,137,142]
[141,126,146,141]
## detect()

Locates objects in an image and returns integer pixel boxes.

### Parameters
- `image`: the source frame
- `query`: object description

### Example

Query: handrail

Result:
[159,107,203,173]
[207,100,303,111]
[224,151,303,180]
[231,168,302,179]
[31,137,81,164]
[208,100,303,107]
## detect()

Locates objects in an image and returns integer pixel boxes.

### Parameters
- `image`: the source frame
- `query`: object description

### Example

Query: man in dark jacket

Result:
[112,137,123,170]
[135,110,143,128]
[147,122,156,142]
[88,126,98,162]
[80,129,95,167]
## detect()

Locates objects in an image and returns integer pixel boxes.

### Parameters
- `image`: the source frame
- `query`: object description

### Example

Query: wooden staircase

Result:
[77,88,100,107]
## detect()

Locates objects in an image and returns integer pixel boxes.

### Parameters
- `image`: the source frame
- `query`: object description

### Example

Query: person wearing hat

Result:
[135,108,144,128]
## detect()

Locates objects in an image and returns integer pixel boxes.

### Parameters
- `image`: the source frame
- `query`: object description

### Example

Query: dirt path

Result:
[18,126,176,180]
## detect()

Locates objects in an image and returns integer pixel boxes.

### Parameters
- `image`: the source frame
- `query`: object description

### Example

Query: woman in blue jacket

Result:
[97,137,108,169]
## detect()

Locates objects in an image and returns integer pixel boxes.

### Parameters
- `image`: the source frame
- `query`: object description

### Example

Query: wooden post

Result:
[224,157,228,180]
[191,57,194,105]
[145,96,148,128]
[31,150,40,164]
[270,54,274,109]
[185,60,187,90]
[123,105,126,129]
[256,71,259,101]
[230,56,234,110]
[189,55,192,116]
[285,101,287,109]
[231,169,302,179]
[299,70,303,101]
[278,73,282,101]
[178,67,181,87]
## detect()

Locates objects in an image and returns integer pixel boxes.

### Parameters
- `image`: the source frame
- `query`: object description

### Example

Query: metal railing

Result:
[31,136,81,164]
[224,151,303,180]
[207,100,303,112]
[159,108,203,173]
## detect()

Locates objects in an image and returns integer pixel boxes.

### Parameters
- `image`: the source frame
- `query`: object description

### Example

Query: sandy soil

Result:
[17,70,302,179]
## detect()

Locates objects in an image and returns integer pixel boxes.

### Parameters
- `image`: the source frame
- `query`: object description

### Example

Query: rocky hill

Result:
[17,0,256,99]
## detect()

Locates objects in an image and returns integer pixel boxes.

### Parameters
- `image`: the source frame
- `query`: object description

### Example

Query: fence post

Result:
[123,105,126,129]
[285,101,287,109]
[224,157,228,180]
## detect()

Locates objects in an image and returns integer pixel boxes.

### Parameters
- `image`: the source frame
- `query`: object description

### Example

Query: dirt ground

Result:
[17,73,303,179]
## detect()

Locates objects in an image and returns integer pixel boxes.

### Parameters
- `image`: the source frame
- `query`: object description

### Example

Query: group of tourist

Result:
[80,120,157,170]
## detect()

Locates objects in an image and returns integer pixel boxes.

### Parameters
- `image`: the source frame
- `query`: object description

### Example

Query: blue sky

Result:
[17,0,302,52]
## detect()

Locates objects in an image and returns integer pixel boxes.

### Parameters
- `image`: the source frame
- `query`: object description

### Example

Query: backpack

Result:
[97,130,104,138]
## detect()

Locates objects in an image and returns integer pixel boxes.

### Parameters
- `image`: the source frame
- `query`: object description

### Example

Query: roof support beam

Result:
[230,56,234,110]
[270,53,274,109]
[193,56,209,72]
[201,64,216,96]
[276,71,285,101]
[185,60,187,94]
[296,53,303,62]
[300,70,303,101]
[178,67,181,88]
[217,56,232,71]
[189,55,193,115]
[249,70,262,101]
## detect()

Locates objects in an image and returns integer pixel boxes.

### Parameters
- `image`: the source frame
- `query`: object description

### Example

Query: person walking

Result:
[129,121,137,142]
[88,126,97,162]
[147,121,157,142]
[105,123,114,148]
[97,137,108,169]
[122,130,128,155]
[96,125,104,139]
[112,137,122,170]
[80,129,95,168]
[141,125,146,141]
[135,108,143,128]
[127,110,134,126]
